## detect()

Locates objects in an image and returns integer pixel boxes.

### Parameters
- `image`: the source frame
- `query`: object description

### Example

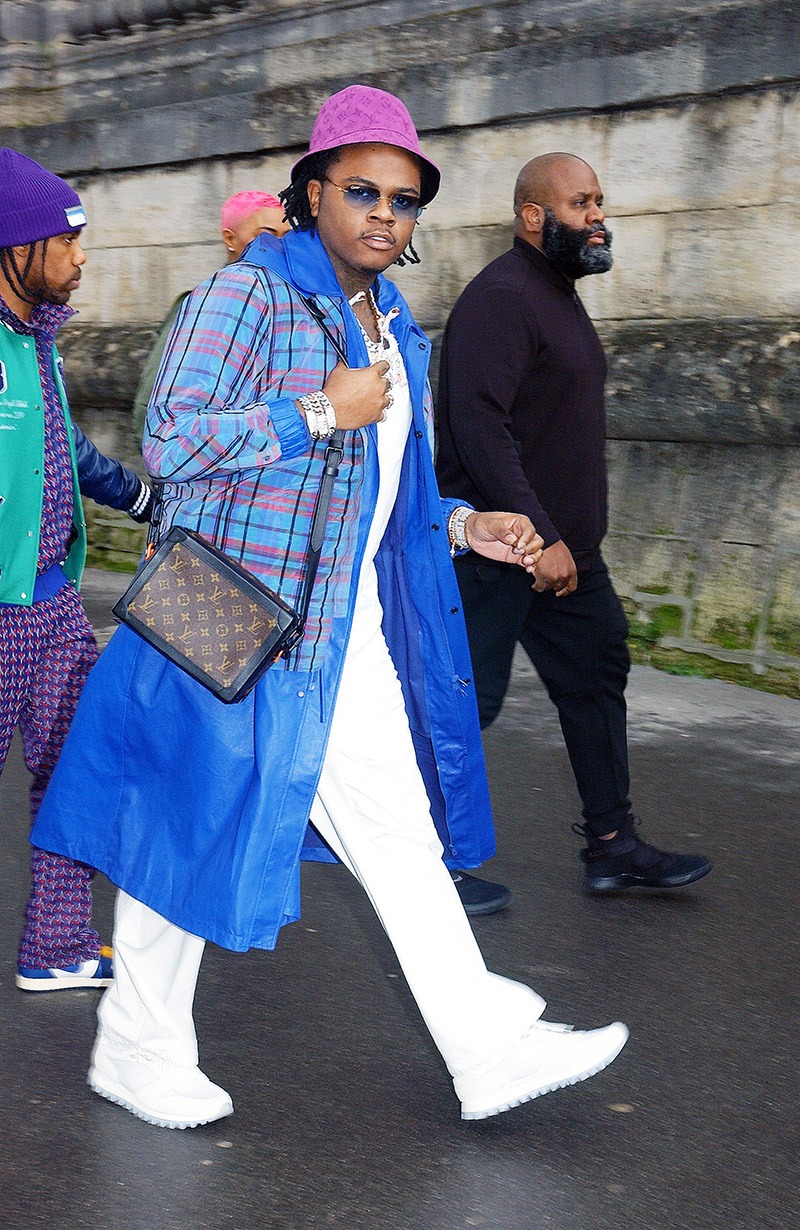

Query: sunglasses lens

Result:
[391,195,423,217]
[343,185,381,209]
[340,184,422,218]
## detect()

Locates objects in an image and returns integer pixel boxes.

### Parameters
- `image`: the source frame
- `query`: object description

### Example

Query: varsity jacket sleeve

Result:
[438,284,561,549]
[74,422,150,517]
[143,266,312,483]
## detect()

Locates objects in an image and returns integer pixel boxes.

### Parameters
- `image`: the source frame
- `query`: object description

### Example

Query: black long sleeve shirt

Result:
[436,237,608,569]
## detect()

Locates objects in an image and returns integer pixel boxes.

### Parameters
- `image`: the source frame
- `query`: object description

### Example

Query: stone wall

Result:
[2,0,799,692]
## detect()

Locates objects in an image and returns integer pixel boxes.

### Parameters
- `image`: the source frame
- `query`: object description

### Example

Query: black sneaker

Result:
[450,870,512,915]
[574,817,712,893]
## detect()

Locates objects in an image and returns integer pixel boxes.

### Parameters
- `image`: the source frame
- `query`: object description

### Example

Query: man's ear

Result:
[11,242,35,261]
[307,179,322,219]
[221,228,237,252]
[518,202,544,236]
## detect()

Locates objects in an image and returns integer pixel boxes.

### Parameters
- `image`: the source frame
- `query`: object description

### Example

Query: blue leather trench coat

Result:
[31,231,496,952]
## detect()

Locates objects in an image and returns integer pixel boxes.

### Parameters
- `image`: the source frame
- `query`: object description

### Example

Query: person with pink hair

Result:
[133,190,290,434]
[220,190,290,260]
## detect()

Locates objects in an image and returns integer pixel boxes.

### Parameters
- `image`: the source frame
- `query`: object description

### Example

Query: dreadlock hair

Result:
[394,238,420,268]
[280,149,340,233]
[0,239,49,306]
[279,148,423,268]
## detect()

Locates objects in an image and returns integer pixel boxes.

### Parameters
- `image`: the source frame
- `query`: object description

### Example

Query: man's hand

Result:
[316,360,391,430]
[465,512,544,570]
[531,540,578,596]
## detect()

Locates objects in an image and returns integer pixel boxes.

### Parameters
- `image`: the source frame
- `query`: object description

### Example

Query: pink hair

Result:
[220,191,283,233]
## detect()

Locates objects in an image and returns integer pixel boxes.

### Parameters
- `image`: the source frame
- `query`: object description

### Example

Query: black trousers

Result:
[453,554,631,837]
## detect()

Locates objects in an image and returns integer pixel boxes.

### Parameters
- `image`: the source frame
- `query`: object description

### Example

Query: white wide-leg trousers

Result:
[97,628,545,1080]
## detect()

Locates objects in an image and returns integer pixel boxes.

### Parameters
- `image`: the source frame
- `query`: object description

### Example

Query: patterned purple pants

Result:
[0,583,101,969]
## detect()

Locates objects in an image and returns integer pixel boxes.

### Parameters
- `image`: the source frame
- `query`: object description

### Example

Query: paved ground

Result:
[0,570,798,1230]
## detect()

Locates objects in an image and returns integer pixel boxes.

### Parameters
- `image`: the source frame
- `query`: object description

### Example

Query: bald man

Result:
[436,153,712,896]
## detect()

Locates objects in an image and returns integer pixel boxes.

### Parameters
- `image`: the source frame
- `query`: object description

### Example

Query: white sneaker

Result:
[455,1019,629,1120]
[89,1045,234,1130]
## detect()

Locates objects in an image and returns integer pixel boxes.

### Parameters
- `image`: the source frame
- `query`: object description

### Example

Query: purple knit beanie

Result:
[0,149,87,248]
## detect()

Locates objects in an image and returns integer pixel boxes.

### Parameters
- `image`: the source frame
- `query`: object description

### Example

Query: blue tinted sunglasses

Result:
[323,178,424,219]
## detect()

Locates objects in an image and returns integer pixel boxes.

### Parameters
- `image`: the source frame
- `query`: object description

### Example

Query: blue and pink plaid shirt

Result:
[144,233,438,671]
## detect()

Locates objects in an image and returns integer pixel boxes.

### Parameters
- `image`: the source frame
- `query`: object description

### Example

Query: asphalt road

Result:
[0,570,797,1230]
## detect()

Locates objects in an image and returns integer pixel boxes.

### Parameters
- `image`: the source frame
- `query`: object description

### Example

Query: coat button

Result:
[451,606,458,614]
[415,430,423,439]
[431,523,439,531]
[297,690,305,698]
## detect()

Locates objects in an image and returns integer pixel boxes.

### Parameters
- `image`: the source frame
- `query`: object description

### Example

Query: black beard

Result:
[541,209,613,279]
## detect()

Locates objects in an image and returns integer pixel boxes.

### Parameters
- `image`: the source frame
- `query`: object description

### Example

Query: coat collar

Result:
[244,228,417,367]
[247,228,406,314]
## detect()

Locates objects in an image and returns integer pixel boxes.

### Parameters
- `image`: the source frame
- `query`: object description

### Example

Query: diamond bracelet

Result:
[448,506,473,556]
[299,391,337,440]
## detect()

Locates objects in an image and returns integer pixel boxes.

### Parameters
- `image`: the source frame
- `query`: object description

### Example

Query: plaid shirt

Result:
[144,243,436,671]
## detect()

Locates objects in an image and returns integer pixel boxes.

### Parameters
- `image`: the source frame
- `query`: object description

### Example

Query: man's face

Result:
[16,231,87,304]
[227,205,290,257]
[308,144,422,283]
[540,164,612,279]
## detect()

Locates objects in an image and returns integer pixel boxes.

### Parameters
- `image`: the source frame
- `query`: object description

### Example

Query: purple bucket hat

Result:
[291,84,440,205]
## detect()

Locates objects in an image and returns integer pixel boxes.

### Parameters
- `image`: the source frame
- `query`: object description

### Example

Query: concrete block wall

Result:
[2,0,799,692]
[602,439,800,696]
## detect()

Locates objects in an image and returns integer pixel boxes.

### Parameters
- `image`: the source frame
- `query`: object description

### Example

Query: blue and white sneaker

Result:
[16,951,114,992]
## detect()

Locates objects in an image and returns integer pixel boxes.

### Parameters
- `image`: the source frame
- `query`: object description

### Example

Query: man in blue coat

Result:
[32,87,628,1128]
[0,148,153,990]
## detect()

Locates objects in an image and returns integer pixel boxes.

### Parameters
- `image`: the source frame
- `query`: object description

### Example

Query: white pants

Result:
[97,628,545,1080]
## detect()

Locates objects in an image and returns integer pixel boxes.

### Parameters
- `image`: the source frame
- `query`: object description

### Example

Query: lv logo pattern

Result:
[128,540,278,688]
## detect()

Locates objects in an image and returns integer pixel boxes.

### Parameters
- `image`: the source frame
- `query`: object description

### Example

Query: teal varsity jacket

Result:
[0,318,85,605]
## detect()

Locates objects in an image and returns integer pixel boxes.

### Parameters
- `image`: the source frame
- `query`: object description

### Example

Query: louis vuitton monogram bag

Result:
[113,526,303,703]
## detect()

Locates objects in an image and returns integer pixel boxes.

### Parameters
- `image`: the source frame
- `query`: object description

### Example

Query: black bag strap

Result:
[293,287,350,366]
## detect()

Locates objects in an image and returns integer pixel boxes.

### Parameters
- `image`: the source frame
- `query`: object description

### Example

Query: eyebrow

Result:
[342,175,421,194]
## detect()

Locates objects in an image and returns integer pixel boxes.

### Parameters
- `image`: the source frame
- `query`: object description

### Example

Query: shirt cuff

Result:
[268,395,312,459]
[440,497,473,521]
[441,498,475,555]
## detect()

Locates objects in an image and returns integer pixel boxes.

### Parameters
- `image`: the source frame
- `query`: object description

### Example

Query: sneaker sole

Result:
[16,973,114,991]
[461,891,513,917]
[88,1069,234,1130]
[460,1025,629,1121]
[583,863,712,893]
